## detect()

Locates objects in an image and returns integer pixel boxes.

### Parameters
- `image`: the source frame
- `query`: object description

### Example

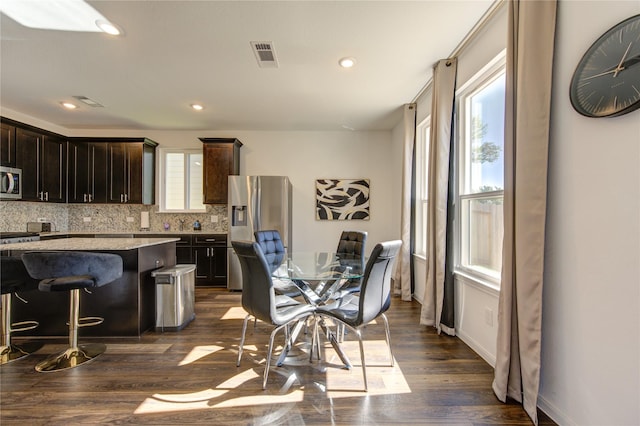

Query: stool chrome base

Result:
[1,341,44,365]
[35,343,106,372]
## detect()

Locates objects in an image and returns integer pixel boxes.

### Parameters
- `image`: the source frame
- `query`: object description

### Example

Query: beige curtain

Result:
[394,103,416,302]
[420,58,457,335]
[492,1,557,424]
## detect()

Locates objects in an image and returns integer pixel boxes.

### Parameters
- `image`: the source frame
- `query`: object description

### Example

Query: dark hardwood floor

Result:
[1,288,555,425]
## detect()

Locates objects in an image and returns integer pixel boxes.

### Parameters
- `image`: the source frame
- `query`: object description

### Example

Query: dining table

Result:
[270,251,364,368]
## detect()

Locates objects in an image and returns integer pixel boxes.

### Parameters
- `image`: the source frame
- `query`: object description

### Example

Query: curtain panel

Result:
[394,103,416,302]
[492,1,557,424]
[420,58,457,335]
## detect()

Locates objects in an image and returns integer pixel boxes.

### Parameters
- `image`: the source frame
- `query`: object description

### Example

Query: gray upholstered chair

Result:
[232,240,315,389]
[1,257,43,365]
[332,230,367,299]
[254,229,302,300]
[21,251,123,372]
[316,240,401,391]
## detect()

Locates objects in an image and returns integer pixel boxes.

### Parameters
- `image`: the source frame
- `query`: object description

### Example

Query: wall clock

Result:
[570,14,640,118]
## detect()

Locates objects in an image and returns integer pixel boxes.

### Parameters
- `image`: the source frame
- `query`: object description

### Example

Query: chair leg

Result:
[35,289,106,372]
[263,323,286,390]
[1,293,42,365]
[237,314,250,367]
[355,329,368,392]
[381,313,394,367]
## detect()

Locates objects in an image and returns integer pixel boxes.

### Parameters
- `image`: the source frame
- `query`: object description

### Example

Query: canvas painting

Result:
[315,179,370,220]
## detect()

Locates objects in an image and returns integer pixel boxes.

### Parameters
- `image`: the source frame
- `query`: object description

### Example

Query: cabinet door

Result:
[193,246,212,285]
[126,143,143,204]
[108,143,127,203]
[203,143,234,204]
[41,135,67,203]
[68,141,89,203]
[91,143,108,203]
[212,246,227,283]
[0,122,16,167]
[15,128,42,201]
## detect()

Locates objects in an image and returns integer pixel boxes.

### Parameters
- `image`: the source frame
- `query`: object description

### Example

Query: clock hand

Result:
[614,42,632,77]
[581,68,618,81]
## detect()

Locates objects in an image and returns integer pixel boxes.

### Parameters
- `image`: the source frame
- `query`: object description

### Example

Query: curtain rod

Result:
[410,0,506,103]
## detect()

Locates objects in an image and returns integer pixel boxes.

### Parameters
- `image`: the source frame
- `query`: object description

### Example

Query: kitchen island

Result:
[3,237,179,338]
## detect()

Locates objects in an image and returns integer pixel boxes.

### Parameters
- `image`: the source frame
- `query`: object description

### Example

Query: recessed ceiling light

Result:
[95,19,121,36]
[338,57,356,68]
[0,0,121,33]
[61,102,77,109]
[191,104,204,111]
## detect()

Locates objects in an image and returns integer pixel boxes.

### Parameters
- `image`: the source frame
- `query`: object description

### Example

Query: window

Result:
[159,149,205,212]
[414,117,430,258]
[456,54,506,284]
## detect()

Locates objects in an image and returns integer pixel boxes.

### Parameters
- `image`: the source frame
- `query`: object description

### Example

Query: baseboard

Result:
[456,328,496,367]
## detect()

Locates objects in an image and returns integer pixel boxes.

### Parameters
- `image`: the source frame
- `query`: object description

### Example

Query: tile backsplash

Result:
[0,201,228,233]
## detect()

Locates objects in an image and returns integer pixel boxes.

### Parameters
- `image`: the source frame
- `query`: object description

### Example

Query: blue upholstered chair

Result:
[21,251,123,372]
[1,257,43,365]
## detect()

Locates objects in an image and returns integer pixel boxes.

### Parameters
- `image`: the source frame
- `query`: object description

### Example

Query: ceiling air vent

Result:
[73,95,104,107]
[250,41,279,68]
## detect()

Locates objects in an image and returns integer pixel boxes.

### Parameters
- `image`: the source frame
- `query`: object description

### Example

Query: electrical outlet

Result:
[484,308,493,326]
[211,215,218,223]
[126,217,134,222]
[83,217,92,223]
[37,217,47,222]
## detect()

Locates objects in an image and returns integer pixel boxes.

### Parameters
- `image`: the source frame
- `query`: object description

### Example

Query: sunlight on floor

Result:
[134,337,410,415]
[179,345,225,366]
[220,306,248,320]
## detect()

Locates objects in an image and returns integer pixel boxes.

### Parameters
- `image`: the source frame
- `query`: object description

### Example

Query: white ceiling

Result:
[0,1,494,132]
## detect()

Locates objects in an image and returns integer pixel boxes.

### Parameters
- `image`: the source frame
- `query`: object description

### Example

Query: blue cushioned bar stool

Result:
[21,251,123,372]
[1,257,43,365]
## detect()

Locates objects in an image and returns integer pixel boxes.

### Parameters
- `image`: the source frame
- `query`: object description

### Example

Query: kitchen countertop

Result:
[39,231,227,237]
[1,237,180,251]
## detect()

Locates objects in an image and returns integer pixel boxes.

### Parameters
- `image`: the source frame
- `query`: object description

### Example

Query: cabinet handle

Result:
[45,192,49,201]
[84,194,88,202]
[120,194,124,203]
[206,248,210,256]
[205,238,216,242]
[39,191,44,201]
[88,194,93,203]
[124,194,128,203]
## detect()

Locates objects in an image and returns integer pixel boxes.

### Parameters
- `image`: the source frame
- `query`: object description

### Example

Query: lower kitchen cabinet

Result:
[192,234,227,287]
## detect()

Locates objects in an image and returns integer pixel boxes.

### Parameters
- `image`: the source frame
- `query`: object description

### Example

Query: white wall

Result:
[540,2,640,425]
[1,110,400,254]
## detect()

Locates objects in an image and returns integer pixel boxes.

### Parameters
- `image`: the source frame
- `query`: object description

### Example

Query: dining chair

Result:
[232,240,315,389]
[315,239,401,391]
[254,229,302,299]
[332,230,367,299]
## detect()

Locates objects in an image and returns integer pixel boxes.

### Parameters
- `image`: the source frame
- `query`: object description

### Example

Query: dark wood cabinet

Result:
[70,137,157,205]
[107,140,156,205]
[0,122,16,167]
[15,128,67,203]
[192,234,227,286]
[68,141,108,203]
[200,138,242,204]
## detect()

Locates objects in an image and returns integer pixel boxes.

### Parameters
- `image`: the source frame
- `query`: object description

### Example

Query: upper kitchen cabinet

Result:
[107,138,157,205]
[1,121,16,167]
[200,138,242,204]
[68,140,108,203]
[15,128,67,203]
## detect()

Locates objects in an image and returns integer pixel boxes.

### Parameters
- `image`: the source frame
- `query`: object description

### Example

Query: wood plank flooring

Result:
[0,288,555,425]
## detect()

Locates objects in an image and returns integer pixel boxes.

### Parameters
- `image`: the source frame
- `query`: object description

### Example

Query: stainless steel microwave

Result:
[0,166,22,199]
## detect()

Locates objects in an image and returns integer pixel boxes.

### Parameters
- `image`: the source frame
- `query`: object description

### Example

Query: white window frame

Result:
[454,51,506,288]
[414,116,430,259]
[158,148,206,213]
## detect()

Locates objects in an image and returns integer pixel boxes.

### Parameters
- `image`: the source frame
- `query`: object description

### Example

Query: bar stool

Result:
[1,257,43,365]
[21,251,123,372]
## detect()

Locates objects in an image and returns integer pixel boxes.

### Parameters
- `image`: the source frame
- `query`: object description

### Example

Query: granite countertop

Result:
[40,231,227,236]
[1,237,180,251]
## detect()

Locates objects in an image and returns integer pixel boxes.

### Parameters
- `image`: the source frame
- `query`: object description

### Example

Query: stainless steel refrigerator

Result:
[227,176,292,290]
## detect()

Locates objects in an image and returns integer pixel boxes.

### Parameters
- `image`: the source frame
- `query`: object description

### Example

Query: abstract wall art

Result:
[315,178,370,220]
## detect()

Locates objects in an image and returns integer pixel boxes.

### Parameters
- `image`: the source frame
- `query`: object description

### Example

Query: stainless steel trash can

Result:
[151,264,196,331]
